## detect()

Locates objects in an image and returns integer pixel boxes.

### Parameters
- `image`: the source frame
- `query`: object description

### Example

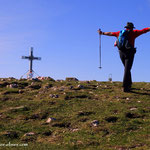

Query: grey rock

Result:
[66,77,79,82]
[77,84,85,89]
[51,87,58,91]
[46,117,56,123]
[49,94,59,98]
[7,84,18,88]
[130,107,137,111]
[1,79,6,81]
[38,76,55,81]
[70,128,79,132]
[24,132,35,136]
[91,120,99,127]
[19,90,24,94]
[56,80,64,82]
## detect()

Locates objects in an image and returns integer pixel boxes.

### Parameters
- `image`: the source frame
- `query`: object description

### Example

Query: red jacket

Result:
[111,28,149,47]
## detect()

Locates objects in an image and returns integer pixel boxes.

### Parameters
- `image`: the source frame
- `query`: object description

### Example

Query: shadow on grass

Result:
[130,88,150,96]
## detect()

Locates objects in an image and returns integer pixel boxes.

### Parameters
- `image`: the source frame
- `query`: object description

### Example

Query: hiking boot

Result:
[128,85,132,89]
[123,87,131,92]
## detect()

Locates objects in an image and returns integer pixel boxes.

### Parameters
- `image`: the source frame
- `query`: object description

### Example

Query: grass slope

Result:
[0,78,150,150]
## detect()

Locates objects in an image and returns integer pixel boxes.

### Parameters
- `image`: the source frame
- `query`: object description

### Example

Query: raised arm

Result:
[133,27,150,38]
[97,29,114,36]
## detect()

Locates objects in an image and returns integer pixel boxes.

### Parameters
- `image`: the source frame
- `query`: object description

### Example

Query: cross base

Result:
[20,70,40,79]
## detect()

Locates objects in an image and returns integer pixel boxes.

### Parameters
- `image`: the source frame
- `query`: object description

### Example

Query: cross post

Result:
[22,47,41,79]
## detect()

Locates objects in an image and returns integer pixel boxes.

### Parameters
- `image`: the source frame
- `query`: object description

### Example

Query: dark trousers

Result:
[119,49,136,88]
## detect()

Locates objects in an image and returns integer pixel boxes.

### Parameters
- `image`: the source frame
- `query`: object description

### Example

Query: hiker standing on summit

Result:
[98,22,150,92]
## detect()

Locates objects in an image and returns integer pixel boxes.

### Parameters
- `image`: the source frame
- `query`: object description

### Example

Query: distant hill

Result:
[0,77,150,150]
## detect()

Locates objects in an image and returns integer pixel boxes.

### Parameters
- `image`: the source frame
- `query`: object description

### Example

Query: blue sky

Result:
[0,0,150,81]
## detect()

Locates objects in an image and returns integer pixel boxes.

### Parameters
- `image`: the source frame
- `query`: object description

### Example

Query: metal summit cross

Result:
[21,47,41,79]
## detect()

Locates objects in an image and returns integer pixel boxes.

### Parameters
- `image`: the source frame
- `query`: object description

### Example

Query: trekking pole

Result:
[98,28,102,69]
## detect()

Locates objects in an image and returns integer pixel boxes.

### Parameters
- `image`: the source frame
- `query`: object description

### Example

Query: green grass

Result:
[0,78,150,149]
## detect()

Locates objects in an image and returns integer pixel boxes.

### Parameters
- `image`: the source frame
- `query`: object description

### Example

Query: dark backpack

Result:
[116,30,133,50]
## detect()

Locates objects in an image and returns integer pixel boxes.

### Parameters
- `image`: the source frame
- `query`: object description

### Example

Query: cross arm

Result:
[33,57,41,60]
[22,56,30,59]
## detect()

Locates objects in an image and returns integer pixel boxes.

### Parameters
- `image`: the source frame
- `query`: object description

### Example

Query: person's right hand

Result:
[97,29,103,34]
